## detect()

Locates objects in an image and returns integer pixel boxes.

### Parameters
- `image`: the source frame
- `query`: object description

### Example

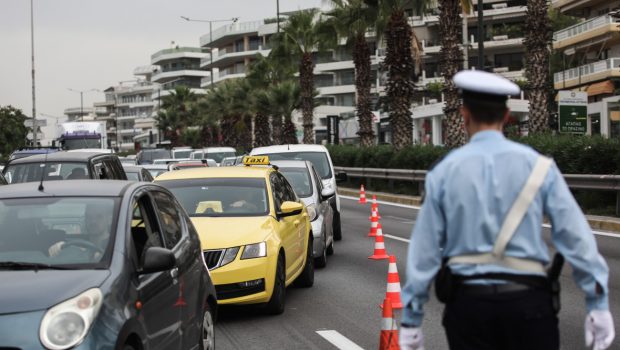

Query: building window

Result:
[249,36,260,50]
[494,53,524,71]
[235,39,244,52]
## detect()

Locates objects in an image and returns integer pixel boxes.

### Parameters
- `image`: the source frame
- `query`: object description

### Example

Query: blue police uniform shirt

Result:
[400,130,610,327]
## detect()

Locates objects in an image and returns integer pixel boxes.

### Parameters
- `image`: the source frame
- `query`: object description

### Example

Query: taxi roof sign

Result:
[243,156,270,166]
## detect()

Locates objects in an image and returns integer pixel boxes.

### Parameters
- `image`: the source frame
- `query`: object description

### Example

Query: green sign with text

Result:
[558,91,587,134]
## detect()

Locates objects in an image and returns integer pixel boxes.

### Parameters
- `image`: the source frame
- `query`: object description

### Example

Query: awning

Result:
[586,80,615,96]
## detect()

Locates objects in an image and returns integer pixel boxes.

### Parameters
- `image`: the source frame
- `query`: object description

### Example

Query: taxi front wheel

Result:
[264,254,286,315]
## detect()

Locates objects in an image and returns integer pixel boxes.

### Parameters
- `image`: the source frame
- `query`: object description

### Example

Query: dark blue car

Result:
[0,180,217,349]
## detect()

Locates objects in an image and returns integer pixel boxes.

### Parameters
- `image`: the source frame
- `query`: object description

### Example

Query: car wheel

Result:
[333,211,342,241]
[295,236,314,287]
[314,236,327,268]
[326,240,334,256]
[264,254,286,315]
[201,305,215,350]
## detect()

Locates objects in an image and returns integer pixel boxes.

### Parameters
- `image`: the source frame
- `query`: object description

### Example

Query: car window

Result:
[270,173,285,210]
[260,152,332,179]
[126,172,140,181]
[278,173,298,202]
[4,162,90,183]
[279,167,313,198]
[92,161,105,179]
[142,170,154,182]
[152,191,183,248]
[131,195,164,264]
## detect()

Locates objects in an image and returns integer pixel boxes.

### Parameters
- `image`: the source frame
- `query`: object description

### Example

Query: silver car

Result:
[272,160,335,268]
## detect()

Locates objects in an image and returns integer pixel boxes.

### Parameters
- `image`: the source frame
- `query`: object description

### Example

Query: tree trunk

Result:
[271,115,283,145]
[253,112,271,147]
[525,0,551,134]
[353,33,375,147]
[300,52,315,144]
[440,0,466,148]
[282,117,299,144]
[384,10,416,150]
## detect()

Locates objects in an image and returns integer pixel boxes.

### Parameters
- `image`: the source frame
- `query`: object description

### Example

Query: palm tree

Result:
[280,9,334,144]
[325,0,379,146]
[439,0,471,148]
[155,86,198,147]
[524,0,552,134]
[270,80,302,144]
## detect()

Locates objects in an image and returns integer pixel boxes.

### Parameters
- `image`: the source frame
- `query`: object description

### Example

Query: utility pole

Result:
[277,0,280,33]
[477,0,484,70]
[31,0,37,146]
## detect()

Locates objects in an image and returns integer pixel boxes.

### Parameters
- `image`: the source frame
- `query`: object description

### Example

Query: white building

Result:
[151,46,209,101]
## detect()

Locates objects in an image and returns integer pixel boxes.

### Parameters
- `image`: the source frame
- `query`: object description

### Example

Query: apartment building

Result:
[150,46,209,101]
[552,0,620,137]
[63,107,96,122]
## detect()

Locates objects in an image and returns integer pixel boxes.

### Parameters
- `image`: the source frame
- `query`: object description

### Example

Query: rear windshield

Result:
[173,150,193,159]
[262,152,332,179]
[138,149,171,164]
[5,162,90,183]
[206,152,236,163]
[279,167,313,198]
[159,178,269,217]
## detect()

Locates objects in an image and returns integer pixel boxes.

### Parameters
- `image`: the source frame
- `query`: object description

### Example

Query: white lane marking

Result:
[316,330,365,350]
[384,234,410,243]
[341,196,620,239]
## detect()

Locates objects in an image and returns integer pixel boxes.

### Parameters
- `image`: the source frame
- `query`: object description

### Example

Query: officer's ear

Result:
[502,108,512,125]
[460,106,471,127]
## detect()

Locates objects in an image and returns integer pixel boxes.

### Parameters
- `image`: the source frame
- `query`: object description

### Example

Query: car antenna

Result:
[38,149,50,192]
[287,144,290,151]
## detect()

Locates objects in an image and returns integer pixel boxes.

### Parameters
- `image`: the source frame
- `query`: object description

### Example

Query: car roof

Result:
[140,164,169,170]
[270,160,312,169]
[7,151,112,164]
[0,180,138,199]
[11,149,58,155]
[199,147,236,152]
[155,165,274,181]
[251,144,328,154]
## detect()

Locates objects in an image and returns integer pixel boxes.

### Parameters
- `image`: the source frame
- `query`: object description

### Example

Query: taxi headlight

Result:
[220,247,240,267]
[40,288,103,350]
[241,242,267,259]
[306,204,318,222]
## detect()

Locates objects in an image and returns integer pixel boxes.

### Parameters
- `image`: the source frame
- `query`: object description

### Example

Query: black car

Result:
[3,151,127,183]
[0,180,217,349]
[123,165,155,182]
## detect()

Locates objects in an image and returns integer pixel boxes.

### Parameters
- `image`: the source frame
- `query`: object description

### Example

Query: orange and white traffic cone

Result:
[381,255,403,309]
[369,231,389,260]
[379,298,400,350]
[359,184,367,204]
[368,211,379,237]
[369,195,382,220]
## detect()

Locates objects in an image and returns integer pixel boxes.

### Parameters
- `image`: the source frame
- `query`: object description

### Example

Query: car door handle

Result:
[293,220,300,226]
[170,267,179,279]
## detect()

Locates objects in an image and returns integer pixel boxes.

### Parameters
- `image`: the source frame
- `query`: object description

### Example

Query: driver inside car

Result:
[48,203,112,260]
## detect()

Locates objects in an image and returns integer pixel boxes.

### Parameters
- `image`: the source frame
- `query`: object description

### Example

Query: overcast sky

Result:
[0,0,322,142]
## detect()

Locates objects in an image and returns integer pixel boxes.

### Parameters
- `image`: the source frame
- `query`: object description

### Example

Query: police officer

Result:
[399,70,615,350]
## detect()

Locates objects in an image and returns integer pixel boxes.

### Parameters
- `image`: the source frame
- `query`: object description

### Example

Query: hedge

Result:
[327,134,620,174]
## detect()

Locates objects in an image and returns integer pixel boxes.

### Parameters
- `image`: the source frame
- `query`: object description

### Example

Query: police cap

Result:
[454,70,520,108]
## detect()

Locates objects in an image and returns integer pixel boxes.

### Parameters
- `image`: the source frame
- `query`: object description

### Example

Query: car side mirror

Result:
[278,201,303,218]
[335,172,348,183]
[140,246,176,274]
[321,187,335,200]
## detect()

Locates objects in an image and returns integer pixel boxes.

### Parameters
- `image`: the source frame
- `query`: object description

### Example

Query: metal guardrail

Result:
[335,166,620,214]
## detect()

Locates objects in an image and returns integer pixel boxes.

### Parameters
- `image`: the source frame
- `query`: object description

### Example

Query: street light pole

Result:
[277,0,280,33]
[31,0,37,146]
[68,88,98,122]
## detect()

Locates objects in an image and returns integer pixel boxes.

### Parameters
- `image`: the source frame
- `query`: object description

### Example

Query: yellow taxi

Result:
[155,156,314,314]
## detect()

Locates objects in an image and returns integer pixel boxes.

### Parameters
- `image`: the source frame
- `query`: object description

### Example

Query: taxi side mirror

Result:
[335,172,348,183]
[278,201,303,218]
[321,187,335,200]
[140,246,176,274]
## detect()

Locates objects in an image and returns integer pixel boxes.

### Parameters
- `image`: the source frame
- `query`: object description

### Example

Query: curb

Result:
[339,187,620,235]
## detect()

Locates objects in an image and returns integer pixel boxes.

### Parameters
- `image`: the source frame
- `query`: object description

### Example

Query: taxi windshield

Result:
[159,178,269,217]
[0,197,118,269]
[279,167,313,198]
[5,162,90,184]
[261,152,332,179]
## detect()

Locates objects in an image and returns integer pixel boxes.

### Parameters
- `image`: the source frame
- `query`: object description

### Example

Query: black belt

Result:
[458,282,533,296]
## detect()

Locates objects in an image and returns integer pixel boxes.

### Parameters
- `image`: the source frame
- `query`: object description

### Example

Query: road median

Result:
[338,187,620,235]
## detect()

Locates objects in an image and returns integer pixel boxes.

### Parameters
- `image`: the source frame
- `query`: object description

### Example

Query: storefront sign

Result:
[558,91,587,134]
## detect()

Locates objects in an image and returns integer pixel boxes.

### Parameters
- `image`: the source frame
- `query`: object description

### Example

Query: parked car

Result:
[171,147,193,160]
[3,152,127,184]
[118,157,136,166]
[272,160,335,267]
[0,180,217,349]
[9,147,61,161]
[136,149,171,165]
[251,145,347,240]
[190,147,236,166]
[155,156,314,314]
[169,161,209,171]
[122,165,154,182]
[141,164,170,178]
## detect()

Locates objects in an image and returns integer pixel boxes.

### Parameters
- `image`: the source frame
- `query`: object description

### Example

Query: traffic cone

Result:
[369,231,389,260]
[359,184,367,204]
[381,255,403,309]
[368,211,379,237]
[379,298,400,350]
[369,195,382,220]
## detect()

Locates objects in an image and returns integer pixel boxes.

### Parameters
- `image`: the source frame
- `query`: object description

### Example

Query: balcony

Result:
[150,47,207,64]
[552,0,609,15]
[317,84,356,96]
[554,58,620,89]
[423,36,524,55]
[151,88,206,100]
[200,47,271,68]
[200,20,265,47]
[554,15,620,50]
[151,69,209,83]
[119,128,141,135]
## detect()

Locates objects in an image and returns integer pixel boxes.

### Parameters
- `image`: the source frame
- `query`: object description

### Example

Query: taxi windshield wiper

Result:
[0,261,74,270]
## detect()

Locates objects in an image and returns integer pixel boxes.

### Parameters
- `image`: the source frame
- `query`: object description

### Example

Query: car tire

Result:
[314,236,327,268]
[201,305,215,350]
[333,211,342,241]
[264,254,286,315]
[326,240,334,256]
[295,236,314,288]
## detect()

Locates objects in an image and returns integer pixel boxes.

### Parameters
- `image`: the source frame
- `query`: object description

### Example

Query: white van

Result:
[250,144,347,240]
[191,147,236,166]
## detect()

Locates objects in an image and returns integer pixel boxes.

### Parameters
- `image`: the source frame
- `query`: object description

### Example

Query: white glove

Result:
[399,327,424,350]
[585,310,615,350]
[48,241,65,257]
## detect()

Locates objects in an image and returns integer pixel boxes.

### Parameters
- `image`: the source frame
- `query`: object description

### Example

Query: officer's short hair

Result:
[462,90,508,124]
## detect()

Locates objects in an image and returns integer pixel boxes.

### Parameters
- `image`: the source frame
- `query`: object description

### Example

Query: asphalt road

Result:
[215,196,620,349]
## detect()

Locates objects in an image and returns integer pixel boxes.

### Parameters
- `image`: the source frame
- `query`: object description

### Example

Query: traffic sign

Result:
[558,91,587,134]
